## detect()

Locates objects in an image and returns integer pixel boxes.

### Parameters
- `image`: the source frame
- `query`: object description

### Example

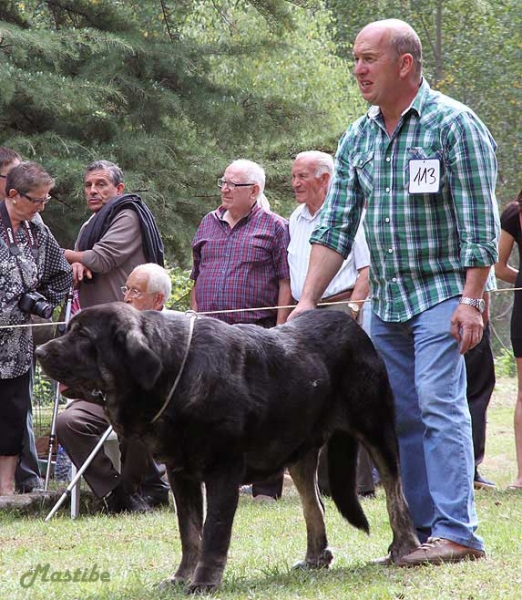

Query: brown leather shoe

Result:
[397,537,485,567]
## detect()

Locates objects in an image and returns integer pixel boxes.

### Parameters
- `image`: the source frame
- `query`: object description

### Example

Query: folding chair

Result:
[69,429,121,518]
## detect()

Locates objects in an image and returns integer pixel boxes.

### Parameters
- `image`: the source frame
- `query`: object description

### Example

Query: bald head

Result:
[357,19,423,80]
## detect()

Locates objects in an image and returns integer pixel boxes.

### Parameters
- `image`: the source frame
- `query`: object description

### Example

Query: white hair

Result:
[228,159,270,211]
[132,263,172,302]
[295,151,334,178]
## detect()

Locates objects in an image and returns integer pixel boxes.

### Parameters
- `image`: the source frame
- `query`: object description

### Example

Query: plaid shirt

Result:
[312,79,500,322]
[191,204,290,324]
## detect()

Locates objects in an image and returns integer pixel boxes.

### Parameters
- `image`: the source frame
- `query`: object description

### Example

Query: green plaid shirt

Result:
[312,79,500,322]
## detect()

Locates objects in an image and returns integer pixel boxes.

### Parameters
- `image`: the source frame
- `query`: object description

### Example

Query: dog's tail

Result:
[328,432,370,534]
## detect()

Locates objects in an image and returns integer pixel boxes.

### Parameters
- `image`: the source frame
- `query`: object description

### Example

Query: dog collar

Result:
[150,310,197,424]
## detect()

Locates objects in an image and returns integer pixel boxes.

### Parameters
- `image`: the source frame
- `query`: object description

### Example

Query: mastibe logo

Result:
[20,563,110,588]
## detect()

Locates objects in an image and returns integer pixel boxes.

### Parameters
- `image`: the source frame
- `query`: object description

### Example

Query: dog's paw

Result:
[156,576,186,591]
[292,547,334,570]
[388,533,421,564]
[186,581,219,595]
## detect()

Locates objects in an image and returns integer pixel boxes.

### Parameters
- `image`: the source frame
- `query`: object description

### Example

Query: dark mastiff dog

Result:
[36,303,419,593]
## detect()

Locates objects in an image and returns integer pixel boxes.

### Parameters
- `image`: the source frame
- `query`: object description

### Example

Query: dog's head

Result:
[36,303,164,406]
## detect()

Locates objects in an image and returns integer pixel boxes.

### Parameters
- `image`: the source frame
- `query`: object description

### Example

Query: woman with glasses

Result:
[0,161,72,495]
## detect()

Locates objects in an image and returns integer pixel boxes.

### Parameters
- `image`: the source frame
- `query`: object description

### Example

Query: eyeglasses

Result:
[20,192,52,205]
[121,286,154,299]
[217,178,255,190]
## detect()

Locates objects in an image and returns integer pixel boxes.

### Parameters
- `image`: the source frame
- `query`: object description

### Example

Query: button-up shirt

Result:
[288,203,369,301]
[311,79,500,322]
[191,204,290,324]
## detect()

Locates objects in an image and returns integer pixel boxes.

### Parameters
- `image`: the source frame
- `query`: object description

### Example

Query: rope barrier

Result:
[0,286,520,331]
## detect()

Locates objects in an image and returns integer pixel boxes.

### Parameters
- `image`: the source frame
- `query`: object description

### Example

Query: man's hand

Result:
[450,304,484,354]
[288,298,317,321]
[71,262,92,286]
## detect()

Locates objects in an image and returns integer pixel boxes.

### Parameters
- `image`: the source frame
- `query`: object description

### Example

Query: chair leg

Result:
[70,462,80,519]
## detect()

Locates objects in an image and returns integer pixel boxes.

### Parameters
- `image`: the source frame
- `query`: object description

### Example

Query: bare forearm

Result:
[495,263,517,285]
[350,266,369,303]
[64,249,84,265]
[276,279,293,325]
[462,266,490,298]
[190,285,198,311]
[300,245,345,306]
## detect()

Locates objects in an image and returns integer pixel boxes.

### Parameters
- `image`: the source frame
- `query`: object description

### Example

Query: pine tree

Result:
[0,0,355,264]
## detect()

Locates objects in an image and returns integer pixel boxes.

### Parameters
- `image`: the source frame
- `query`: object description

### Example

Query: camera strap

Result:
[0,200,39,259]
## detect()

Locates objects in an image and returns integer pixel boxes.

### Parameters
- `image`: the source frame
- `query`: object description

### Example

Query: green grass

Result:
[2,378,522,600]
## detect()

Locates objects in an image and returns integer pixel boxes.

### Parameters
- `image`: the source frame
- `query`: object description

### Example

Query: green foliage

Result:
[166,265,192,311]
[0,0,357,264]
[32,365,55,406]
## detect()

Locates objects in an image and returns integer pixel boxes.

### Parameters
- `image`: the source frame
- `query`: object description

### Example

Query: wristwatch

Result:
[459,297,485,314]
[347,302,360,318]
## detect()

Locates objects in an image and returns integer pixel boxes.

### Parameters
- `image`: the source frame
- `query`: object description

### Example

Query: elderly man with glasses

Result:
[190,159,292,501]
[55,263,173,513]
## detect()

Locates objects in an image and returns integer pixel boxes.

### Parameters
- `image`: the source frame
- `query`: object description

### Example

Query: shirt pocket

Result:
[404,145,446,195]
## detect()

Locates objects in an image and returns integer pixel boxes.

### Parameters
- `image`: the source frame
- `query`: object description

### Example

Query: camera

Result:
[18,291,54,320]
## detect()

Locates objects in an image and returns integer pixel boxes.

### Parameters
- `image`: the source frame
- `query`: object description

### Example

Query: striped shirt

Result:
[311,79,500,322]
[191,204,290,324]
[288,203,370,301]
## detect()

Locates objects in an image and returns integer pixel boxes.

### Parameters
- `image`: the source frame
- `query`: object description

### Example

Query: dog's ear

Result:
[124,328,163,391]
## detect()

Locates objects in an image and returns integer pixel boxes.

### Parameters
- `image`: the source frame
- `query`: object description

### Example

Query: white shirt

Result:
[288,204,370,301]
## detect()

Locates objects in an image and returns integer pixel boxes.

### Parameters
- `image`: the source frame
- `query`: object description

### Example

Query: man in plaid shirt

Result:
[190,159,291,500]
[292,19,499,566]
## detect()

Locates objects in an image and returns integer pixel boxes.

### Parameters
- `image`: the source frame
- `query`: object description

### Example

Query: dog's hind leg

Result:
[288,450,333,570]
[159,469,204,589]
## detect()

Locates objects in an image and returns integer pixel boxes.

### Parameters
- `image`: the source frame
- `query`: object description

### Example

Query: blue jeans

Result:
[371,298,484,551]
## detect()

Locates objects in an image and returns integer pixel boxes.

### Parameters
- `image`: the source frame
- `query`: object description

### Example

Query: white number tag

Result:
[408,158,441,194]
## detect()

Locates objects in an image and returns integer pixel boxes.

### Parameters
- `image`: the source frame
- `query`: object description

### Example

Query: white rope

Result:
[0,287,520,330]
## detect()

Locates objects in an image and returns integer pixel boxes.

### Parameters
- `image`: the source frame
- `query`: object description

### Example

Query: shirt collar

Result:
[214,202,261,223]
[296,203,323,222]
[367,77,429,122]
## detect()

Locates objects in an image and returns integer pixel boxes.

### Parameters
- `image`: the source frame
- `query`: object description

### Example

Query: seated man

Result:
[56,263,172,513]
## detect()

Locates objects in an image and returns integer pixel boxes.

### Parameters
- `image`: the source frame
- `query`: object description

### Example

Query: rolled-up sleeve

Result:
[445,112,500,267]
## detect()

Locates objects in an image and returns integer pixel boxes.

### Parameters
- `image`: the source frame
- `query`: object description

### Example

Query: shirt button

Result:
[386,187,390,192]
[392,277,397,282]
[388,248,393,253]
[385,217,390,223]
[386,157,391,162]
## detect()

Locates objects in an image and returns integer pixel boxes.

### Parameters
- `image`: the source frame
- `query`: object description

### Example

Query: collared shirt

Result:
[191,204,290,324]
[311,79,500,322]
[288,203,370,301]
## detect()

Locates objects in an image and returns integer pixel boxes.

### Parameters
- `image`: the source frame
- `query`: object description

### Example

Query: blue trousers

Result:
[371,298,484,551]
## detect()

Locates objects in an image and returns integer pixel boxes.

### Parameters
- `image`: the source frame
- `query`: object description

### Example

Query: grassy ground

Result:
[2,378,521,600]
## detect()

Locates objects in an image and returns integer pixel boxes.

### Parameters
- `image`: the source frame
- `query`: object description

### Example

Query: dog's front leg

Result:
[288,451,334,569]
[160,469,204,589]
[187,469,241,593]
